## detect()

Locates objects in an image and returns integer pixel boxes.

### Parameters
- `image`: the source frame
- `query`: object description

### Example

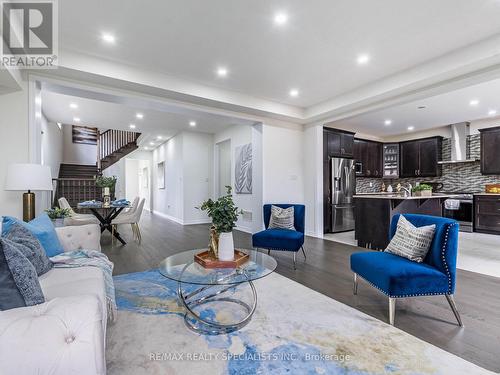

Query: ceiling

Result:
[330,77,500,136]
[41,90,254,148]
[58,0,500,108]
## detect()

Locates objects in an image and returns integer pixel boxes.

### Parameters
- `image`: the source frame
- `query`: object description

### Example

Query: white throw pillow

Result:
[268,206,295,230]
[385,215,436,263]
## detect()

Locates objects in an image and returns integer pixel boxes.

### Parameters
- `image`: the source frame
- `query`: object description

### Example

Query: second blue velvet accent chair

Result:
[252,204,306,269]
[350,214,463,327]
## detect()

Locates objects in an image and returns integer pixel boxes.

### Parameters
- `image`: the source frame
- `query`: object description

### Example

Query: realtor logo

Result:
[1,0,58,68]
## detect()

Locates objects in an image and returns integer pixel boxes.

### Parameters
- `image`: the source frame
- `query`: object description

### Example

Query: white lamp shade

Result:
[4,163,53,191]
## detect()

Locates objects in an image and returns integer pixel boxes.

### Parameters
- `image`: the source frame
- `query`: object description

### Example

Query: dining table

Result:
[77,201,131,245]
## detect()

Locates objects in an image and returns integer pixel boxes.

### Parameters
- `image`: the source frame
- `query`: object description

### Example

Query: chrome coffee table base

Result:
[177,267,257,335]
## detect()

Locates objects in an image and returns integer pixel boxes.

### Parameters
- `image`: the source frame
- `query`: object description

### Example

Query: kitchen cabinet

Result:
[354,139,383,177]
[475,195,500,234]
[479,126,500,175]
[324,127,354,158]
[400,136,442,178]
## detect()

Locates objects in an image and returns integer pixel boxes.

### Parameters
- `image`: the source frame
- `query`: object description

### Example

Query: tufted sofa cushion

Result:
[0,295,105,375]
[55,224,101,252]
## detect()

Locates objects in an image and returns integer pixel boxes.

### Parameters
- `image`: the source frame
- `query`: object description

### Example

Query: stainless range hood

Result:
[437,122,479,164]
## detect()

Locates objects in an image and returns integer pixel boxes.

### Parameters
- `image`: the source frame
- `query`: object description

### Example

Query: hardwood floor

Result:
[102,211,500,372]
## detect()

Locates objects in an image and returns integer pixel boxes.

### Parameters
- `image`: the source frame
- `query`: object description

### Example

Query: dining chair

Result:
[58,197,100,226]
[112,198,145,243]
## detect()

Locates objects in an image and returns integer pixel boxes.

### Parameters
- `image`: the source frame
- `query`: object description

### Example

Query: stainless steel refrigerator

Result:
[331,157,356,233]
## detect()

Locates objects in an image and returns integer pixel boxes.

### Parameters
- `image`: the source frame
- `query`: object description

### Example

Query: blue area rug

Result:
[106,269,492,375]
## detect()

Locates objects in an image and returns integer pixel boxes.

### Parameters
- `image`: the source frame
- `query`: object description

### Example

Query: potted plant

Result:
[198,186,243,261]
[45,207,72,227]
[412,184,433,197]
[95,175,117,200]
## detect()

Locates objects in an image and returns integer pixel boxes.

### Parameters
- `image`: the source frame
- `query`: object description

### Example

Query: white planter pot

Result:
[218,231,235,261]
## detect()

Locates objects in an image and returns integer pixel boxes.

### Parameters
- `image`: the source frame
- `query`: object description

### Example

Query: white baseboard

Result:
[183,218,212,225]
[305,230,324,239]
[152,210,184,225]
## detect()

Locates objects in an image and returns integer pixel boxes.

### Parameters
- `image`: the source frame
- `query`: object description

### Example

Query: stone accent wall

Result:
[356,135,500,193]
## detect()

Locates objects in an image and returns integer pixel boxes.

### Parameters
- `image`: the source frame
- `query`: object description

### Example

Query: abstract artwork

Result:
[157,162,165,189]
[72,125,98,145]
[235,143,252,194]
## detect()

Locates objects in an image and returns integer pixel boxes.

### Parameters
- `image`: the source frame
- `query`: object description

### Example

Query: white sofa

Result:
[0,224,107,375]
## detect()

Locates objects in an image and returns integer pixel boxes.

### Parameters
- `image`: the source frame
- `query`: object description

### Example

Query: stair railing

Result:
[97,129,140,171]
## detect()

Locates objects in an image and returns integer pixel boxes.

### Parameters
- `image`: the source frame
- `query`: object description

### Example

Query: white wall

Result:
[262,124,305,204]
[41,116,63,179]
[0,85,30,217]
[62,125,97,165]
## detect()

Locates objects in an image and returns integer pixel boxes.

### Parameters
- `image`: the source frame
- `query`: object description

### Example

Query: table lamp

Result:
[4,163,53,222]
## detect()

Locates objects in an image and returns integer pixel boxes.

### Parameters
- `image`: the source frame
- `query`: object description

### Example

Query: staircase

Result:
[98,129,141,171]
[53,164,101,208]
[52,129,140,208]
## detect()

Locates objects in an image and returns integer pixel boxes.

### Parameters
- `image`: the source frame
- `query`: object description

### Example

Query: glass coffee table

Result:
[159,249,277,335]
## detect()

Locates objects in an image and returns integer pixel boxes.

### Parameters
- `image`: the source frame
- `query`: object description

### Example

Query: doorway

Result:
[216,139,231,198]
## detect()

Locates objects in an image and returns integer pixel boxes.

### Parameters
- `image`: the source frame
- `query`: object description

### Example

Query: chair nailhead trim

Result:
[356,222,457,298]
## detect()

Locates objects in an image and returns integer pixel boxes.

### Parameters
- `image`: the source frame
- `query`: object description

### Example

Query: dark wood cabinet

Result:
[475,195,500,234]
[324,127,354,158]
[353,139,382,177]
[400,136,442,178]
[479,126,500,175]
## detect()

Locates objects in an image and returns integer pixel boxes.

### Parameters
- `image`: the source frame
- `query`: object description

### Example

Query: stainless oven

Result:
[443,194,473,232]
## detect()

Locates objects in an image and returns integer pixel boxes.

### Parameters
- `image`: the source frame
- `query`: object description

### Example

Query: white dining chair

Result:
[58,197,100,226]
[111,198,145,243]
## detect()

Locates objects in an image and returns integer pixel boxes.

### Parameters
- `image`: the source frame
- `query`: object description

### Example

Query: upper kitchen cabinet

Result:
[324,127,355,158]
[354,138,383,177]
[400,136,442,178]
[479,126,500,175]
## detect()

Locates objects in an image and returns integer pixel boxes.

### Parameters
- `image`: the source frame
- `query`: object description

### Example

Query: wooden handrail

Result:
[97,129,140,171]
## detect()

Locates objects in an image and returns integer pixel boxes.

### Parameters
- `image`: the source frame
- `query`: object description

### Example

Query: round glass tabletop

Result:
[158,249,277,286]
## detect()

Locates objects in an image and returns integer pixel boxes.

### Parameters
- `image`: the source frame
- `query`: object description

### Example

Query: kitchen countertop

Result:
[473,193,500,196]
[353,194,461,200]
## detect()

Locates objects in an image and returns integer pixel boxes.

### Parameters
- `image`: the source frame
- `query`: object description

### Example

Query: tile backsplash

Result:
[356,135,500,193]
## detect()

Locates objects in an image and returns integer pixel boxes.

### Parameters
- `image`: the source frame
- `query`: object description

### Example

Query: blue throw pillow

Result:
[0,238,45,310]
[2,214,64,257]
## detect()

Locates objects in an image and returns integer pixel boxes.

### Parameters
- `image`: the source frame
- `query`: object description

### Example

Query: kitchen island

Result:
[354,194,457,250]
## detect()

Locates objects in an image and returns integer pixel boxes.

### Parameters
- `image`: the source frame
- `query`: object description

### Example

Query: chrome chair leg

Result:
[389,297,396,326]
[301,246,306,259]
[293,252,297,270]
[445,294,464,327]
[353,273,358,295]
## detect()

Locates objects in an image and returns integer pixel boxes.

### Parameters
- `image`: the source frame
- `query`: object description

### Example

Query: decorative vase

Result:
[52,218,64,227]
[218,231,235,261]
[208,226,219,259]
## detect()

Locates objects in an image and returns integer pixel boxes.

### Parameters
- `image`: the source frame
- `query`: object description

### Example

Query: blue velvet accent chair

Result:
[252,204,306,269]
[350,214,463,327]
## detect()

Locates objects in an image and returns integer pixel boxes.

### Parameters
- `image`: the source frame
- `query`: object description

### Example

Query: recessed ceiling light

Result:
[289,89,299,97]
[216,67,228,77]
[129,124,136,129]
[35,97,41,105]
[144,147,149,150]
[189,121,197,127]
[69,103,78,109]
[274,12,288,25]
[384,119,392,126]
[136,113,144,119]
[488,109,497,116]
[357,54,371,65]
[407,126,415,131]
[73,117,81,123]
[101,33,116,44]
[157,136,163,140]
[469,99,480,106]
[149,142,154,146]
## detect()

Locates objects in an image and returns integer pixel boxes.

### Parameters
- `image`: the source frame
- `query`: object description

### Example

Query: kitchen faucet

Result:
[400,183,413,197]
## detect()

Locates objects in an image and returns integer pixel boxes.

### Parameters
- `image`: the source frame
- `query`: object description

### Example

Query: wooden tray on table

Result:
[194,249,249,269]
